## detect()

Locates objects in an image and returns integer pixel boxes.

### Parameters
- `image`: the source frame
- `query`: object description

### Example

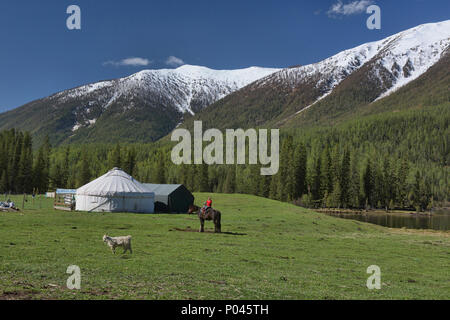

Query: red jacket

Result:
[206,200,212,207]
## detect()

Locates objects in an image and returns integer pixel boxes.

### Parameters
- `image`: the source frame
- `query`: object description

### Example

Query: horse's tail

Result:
[215,210,222,233]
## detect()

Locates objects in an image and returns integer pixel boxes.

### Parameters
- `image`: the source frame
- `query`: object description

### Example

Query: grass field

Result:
[0,193,448,300]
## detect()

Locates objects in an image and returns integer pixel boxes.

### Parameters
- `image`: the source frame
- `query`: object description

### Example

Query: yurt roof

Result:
[76,168,154,197]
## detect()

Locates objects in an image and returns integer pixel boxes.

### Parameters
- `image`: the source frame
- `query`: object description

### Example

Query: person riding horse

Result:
[202,197,212,216]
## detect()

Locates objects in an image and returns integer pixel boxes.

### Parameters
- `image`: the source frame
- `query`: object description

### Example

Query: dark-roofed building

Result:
[143,184,194,213]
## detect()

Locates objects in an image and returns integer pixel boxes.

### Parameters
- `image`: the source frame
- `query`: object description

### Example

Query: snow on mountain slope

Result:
[63,65,279,115]
[375,20,450,100]
[257,20,450,110]
[51,64,279,132]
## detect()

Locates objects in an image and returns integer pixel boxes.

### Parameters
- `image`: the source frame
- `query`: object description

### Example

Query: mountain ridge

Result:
[0,65,280,145]
[0,20,449,146]
[184,19,450,131]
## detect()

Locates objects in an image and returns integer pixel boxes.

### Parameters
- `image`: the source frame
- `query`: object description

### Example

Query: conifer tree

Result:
[223,166,236,194]
[124,147,137,175]
[311,155,322,202]
[0,170,8,194]
[17,132,33,193]
[62,146,71,188]
[197,163,209,192]
[79,152,91,187]
[155,151,166,184]
[363,158,375,208]
[269,174,278,199]
[293,143,307,199]
[397,158,410,207]
[110,143,122,169]
[339,148,351,208]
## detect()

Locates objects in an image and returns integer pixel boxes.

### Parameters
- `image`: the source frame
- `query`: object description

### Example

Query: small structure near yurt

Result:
[54,189,77,211]
[76,168,155,213]
[143,184,194,213]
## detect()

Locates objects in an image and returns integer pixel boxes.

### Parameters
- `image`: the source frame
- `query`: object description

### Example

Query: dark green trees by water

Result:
[0,104,447,211]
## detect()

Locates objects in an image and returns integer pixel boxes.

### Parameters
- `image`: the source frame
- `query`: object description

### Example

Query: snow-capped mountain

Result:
[57,65,280,131]
[259,19,450,112]
[0,20,448,145]
[0,65,279,145]
[189,20,450,130]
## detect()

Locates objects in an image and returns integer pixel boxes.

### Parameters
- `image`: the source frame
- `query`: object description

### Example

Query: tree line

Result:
[0,104,447,212]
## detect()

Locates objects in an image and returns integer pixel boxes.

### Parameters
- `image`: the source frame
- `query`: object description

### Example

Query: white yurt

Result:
[75,168,155,213]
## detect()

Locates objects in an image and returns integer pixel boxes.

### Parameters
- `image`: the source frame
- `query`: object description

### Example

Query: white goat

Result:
[103,235,132,254]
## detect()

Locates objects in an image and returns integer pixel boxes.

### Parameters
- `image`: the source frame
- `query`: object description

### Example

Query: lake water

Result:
[324,210,450,231]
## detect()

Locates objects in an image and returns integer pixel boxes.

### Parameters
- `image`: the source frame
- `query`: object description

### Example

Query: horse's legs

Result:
[214,221,219,233]
[216,219,221,233]
[214,213,221,233]
[199,218,205,232]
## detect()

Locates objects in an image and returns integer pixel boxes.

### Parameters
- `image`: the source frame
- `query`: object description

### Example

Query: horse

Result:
[187,204,199,215]
[187,204,222,233]
[198,206,222,233]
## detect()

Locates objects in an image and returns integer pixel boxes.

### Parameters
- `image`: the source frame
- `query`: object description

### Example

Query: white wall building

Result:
[75,168,154,213]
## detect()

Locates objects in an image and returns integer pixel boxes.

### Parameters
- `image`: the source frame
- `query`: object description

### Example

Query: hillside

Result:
[285,48,450,127]
[1,193,448,299]
[0,65,279,146]
[1,21,449,147]
[183,20,450,131]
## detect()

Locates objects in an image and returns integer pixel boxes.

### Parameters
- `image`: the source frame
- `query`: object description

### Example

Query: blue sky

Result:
[0,0,449,111]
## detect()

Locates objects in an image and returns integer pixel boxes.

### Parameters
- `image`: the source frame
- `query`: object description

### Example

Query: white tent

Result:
[75,168,155,213]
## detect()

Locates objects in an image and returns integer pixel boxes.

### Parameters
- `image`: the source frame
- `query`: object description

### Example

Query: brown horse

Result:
[198,207,221,233]
[187,204,222,233]
[187,204,199,215]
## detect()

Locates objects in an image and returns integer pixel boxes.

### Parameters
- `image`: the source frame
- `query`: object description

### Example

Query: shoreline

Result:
[313,208,445,217]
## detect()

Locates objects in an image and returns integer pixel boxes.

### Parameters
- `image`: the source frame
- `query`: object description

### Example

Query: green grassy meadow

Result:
[0,193,448,300]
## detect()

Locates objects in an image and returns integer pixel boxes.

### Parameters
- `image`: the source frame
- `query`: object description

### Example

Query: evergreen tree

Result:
[411,170,432,211]
[382,157,395,210]
[269,174,278,199]
[320,146,333,198]
[397,158,410,207]
[123,147,137,175]
[311,155,322,203]
[293,143,307,199]
[197,163,209,192]
[10,132,23,192]
[62,146,71,188]
[50,162,63,189]
[17,132,33,193]
[79,152,91,187]
[339,148,351,208]
[349,152,361,208]
[249,165,260,196]
[330,179,342,208]
[259,174,271,198]
[0,170,8,194]
[363,158,375,208]
[280,136,295,201]
[32,147,48,193]
[110,143,122,169]
[223,166,236,194]
[155,151,166,184]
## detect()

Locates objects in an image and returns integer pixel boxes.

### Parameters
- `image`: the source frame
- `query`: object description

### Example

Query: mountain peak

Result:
[0,20,448,146]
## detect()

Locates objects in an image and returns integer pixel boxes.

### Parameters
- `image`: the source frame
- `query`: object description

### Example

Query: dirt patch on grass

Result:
[170,227,246,236]
[0,290,40,300]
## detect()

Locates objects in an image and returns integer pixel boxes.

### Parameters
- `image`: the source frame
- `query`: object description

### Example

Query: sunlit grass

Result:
[0,193,448,299]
